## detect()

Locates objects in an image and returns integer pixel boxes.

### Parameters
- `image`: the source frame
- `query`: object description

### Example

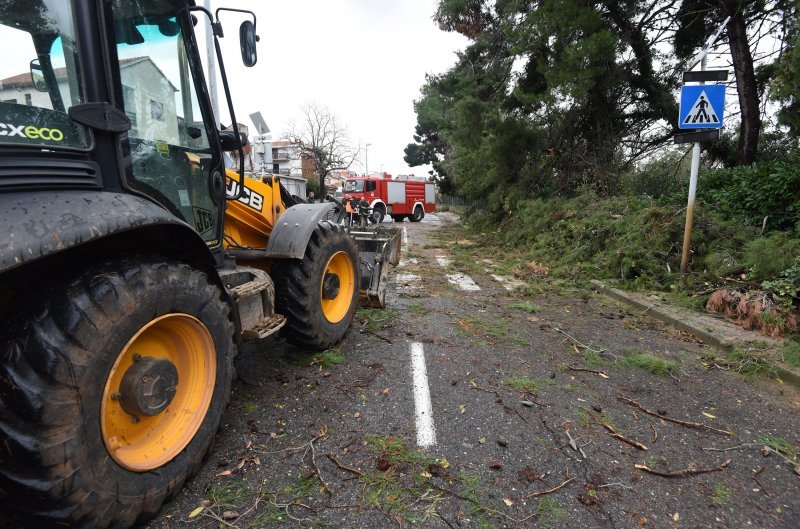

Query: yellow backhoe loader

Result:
[0,1,397,528]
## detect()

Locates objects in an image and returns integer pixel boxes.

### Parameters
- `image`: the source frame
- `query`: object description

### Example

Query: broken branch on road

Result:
[555,327,606,355]
[525,476,576,498]
[618,395,733,436]
[635,458,731,477]
[601,423,648,451]
[326,454,364,478]
[566,365,609,378]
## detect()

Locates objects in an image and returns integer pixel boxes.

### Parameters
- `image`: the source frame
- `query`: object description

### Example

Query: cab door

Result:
[109,0,224,245]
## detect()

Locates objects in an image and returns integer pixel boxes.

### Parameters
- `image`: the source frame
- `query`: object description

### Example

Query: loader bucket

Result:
[348,225,402,308]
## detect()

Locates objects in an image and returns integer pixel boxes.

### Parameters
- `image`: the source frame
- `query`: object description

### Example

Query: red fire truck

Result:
[342,174,436,223]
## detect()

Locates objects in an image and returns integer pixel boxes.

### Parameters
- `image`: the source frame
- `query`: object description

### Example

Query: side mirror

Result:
[30,59,47,92]
[239,20,258,67]
[219,130,249,151]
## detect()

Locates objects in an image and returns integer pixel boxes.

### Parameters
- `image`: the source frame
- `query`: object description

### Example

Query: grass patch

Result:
[510,301,540,313]
[408,300,426,316]
[726,347,779,377]
[208,480,249,511]
[582,348,611,368]
[619,348,678,375]
[357,307,395,333]
[535,497,566,527]
[783,340,800,368]
[365,435,435,466]
[575,407,591,425]
[502,376,540,392]
[243,401,258,412]
[757,434,797,463]
[282,473,318,499]
[287,347,345,369]
[455,315,509,341]
[710,482,732,507]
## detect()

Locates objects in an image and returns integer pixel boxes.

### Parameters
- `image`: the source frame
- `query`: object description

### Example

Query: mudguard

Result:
[0,190,213,275]
[264,202,337,259]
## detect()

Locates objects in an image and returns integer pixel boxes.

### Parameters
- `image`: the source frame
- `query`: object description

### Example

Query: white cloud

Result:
[205,0,466,177]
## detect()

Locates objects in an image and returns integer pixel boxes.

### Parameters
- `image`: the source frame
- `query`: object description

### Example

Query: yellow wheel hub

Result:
[101,314,216,472]
[320,251,356,324]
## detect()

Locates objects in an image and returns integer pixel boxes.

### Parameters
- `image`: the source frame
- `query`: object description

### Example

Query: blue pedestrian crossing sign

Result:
[679,84,725,129]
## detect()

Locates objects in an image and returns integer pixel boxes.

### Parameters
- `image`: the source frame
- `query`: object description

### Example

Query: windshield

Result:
[0,0,91,150]
[344,179,364,193]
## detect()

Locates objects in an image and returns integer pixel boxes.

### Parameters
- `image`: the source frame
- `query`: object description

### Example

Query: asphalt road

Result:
[139,211,800,529]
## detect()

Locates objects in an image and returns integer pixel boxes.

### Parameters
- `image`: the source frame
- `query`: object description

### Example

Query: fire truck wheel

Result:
[274,221,360,349]
[371,203,386,224]
[410,205,424,222]
[0,257,234,529]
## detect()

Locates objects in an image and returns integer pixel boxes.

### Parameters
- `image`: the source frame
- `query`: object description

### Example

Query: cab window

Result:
[110,0,220,243]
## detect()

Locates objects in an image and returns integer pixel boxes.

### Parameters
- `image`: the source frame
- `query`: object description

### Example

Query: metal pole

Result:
[365,143,371,176]
[680,53,707,274]
[204,0,219,125]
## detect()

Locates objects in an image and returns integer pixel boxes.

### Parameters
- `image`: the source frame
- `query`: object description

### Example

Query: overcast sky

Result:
[206,0,467,177]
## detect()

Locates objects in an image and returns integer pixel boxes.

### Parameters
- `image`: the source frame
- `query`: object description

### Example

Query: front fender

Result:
[0,190,210,275]
[264,202,336,259]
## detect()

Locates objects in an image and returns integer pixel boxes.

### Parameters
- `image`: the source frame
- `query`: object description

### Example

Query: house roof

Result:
[0,57,173,90]
[271,140,301,148]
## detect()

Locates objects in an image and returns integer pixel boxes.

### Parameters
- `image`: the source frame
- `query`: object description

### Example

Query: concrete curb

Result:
[590,279,800,389]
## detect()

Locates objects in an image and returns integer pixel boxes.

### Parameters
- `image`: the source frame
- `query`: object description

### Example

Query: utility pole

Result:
[680,17,729,275]
[365,143,372,176]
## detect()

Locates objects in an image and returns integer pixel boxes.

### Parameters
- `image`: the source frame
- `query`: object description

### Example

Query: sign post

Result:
[678,17,729,275]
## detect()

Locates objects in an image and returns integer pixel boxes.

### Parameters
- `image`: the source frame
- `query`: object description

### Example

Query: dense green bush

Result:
[699,156,800,233]
[468,192,759,289]
[744,232,800,280]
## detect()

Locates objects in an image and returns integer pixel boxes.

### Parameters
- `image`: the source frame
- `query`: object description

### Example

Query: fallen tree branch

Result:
[525,476,575,498]
[567,365,609,378]
[752,466,771,497]
[618,395,733,436]
[701,443,754,453]
[304,429,332,494]
[601,423,648,451]
[555,328,605,354]
[635,458,731,477]
[326,454,363,477]
[360,329,393,343]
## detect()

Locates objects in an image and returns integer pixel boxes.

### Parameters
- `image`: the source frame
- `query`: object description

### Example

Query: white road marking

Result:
[490,274,528,291]
[403,227,409,245]
[410,342,436,448]
[435,255,452,267]
[447,273,481,291]
[397,257,418,268]
[394,273,421,292]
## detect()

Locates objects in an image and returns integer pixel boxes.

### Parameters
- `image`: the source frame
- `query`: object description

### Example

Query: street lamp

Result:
[365,143,372,177]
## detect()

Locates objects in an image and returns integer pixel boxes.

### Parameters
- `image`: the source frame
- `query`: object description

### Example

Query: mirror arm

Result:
[211,20,246,200]
[189,5,246,200]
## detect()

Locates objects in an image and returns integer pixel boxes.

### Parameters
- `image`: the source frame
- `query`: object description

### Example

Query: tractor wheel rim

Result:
[101,313,216,472]
[320,251,355,323]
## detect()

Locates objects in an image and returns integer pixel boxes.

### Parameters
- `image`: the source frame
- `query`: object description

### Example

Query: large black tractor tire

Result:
[409,205,424,222]
[0,257,234,529]
[273,221,360,349]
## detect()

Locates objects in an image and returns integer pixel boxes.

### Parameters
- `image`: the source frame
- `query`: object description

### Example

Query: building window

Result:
[24,93,32,106]
[149,99,165,122]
